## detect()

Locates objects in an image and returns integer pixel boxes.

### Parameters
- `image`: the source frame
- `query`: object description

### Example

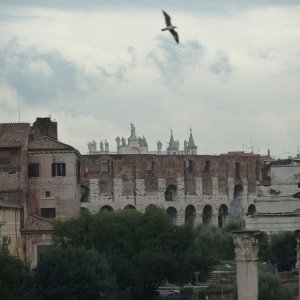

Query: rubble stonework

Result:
[81,151,259,226]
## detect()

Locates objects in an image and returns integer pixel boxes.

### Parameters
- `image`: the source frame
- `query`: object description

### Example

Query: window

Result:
[255,160,260,180]
[165,185,177,201]
[0,157,10,164]
[41,208,56,218]
[28,163,39,177]
[204,160,210,172]
[100,160,110,173]
[45,191,51,198]
[235,162,240,179]
[146,161,155,174]
[186,160,193,172]
[52,163,66,177]
[0,151,9,164]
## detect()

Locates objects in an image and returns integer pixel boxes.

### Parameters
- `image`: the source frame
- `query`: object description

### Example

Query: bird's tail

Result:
[161,28,167,31]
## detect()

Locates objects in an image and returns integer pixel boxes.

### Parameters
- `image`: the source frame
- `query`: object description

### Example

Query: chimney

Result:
[32,117,58,140]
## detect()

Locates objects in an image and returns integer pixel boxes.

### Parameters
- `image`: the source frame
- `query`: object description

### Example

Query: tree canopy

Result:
[53,207,223,298]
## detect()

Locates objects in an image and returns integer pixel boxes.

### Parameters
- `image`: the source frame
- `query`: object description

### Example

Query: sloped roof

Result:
[0,200,22,209]
[23,214,54,232]
[29,135,78,153]
[0,123,30,148]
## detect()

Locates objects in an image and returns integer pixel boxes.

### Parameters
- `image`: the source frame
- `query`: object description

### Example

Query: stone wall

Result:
[81,153,259,226]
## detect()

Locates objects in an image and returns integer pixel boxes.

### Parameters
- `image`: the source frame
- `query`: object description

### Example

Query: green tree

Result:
[258,231,270,261]
[258,272,292,300]
[53,207,220,299]
[270,231,296,271]
[222,219,244,260]
[35,246,118,300]
[0,247,28,300]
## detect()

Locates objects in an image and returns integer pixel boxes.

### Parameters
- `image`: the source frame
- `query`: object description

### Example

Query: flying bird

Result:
[161,10,179,44]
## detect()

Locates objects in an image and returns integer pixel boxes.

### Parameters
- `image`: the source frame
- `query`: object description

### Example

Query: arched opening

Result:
[247,204,256,216]
[80,185,89,202]
[124,204,136,210]
[185,205,196,223]
[145,204,158,213]
[166,207,177,225]
[165,184,177,201]
[233,185,243,198]
[218,204,229,228]
[99,205,113,212]
[202,205,213,225]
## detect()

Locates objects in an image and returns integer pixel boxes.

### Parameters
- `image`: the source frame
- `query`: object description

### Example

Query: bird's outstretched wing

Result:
[162,10,171,26]
[170,29,179,44]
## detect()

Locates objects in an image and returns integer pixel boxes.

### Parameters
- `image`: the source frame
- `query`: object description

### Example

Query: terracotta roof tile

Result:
[29,136,76,151]
[23,214,54,232]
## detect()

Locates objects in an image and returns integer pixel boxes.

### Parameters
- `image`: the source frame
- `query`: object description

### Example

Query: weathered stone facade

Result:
[0,118,81,268]
[81,151,260,227]
[246,157,300,233]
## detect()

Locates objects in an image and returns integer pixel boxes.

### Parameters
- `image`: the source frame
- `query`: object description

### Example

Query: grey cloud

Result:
[128,47,137,68]
[147,36,205,85]
[1,0,299,11]
[0,38,128,106]
[209,51,232,76]
[258,48,274,59]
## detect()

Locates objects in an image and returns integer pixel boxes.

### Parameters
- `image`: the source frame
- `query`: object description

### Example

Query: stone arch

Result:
[165,184,177,201]
[233,184,243,198]
[124,204,136,210]
[218,204,229,228]
[99,205,113,212]
[247,204,256,216]
[185,205,196,223]
[166,207,177,225]
[145,204,158,213]
[202,205,213,225]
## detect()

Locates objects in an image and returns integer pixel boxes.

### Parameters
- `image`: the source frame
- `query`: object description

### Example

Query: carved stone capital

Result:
[233,230,260,261]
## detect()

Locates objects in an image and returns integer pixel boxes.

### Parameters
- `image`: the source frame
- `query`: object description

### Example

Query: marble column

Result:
[295,229,300,300]
[233,230,260,300]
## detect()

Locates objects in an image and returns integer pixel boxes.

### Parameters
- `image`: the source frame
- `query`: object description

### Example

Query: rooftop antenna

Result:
[17,98,21,122]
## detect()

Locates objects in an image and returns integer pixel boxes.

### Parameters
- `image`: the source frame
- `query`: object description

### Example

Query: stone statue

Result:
[121,137,126,147]
[130,122,136,138]
[116,137,121,148]
[87,142,92,153]
[142,136,148,147]
[105,140,109,152]
[184,140,188,150]
[100,140,104,152]
[138,137,143,147]
[91,139,97,152]
[157,140,162,153]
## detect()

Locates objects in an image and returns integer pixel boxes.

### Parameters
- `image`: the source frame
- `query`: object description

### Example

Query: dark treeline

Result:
[0,207,297,300]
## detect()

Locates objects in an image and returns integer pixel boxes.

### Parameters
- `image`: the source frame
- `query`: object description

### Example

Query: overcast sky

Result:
[0,1,300,157]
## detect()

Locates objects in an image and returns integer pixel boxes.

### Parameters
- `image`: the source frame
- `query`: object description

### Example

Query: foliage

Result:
[258,272,292,300]
[258,231,270,261]
[34,246,118,300]
[53,207,223,299]
[221,219,244,260]
[270,231,296,271]
[0,247,29,300]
